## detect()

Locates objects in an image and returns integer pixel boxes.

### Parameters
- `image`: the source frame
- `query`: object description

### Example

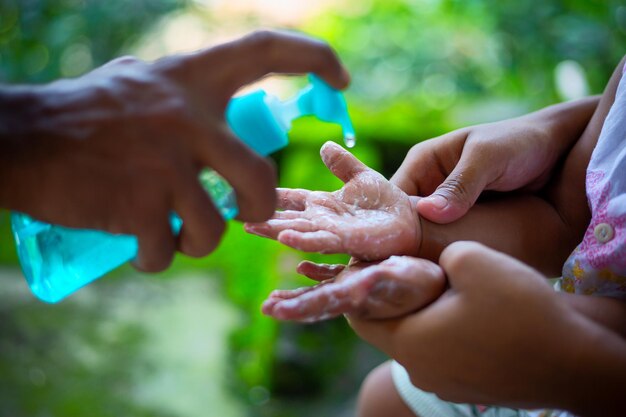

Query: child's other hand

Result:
[245,141,421,261]
[261,256,445,322]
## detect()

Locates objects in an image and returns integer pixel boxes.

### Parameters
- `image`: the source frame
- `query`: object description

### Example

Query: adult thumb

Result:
[417,154,489,224]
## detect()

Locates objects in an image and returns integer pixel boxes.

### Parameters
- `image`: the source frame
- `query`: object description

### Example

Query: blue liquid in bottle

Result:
[12,74,355,303]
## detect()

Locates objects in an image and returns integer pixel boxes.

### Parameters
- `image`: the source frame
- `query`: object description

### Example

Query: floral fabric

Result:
[561,67,626,299]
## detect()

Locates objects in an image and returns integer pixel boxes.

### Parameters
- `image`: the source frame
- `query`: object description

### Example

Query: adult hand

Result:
[245,141,420,261]
[348,242,626,415]
[392,97,598,224]
[0,30,350,272]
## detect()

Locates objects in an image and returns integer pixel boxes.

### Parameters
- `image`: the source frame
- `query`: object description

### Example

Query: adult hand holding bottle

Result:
[0,30,350,272]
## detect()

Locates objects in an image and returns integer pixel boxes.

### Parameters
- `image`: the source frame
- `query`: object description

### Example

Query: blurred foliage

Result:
[0,284,173,417]
[1,0,625,416]
[305,0,626,145]
[0,0,183,82]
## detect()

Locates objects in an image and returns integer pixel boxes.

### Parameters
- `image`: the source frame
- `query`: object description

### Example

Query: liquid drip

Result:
[344,133,356,148]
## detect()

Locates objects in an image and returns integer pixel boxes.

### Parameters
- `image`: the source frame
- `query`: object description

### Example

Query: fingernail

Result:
[425,195,448,209]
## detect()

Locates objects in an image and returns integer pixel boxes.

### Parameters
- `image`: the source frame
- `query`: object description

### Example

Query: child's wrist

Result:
[415,211,450,263]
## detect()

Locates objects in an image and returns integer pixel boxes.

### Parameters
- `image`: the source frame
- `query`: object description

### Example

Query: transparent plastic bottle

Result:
[11,74,355,303]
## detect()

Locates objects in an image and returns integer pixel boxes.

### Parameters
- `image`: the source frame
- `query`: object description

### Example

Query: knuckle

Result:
[311,44,341,76]
[137,241,175,273]
[440,241,483,274]
[466,140,499,164]
[198,221,226,257]
[247,30,278,52]
[405,142,429,164]
[317,44,337,66]
[111,55,142,66]
[407,143,423,158]
[162,94,190,118]
[140,254,174,273]
[436,176,473,207]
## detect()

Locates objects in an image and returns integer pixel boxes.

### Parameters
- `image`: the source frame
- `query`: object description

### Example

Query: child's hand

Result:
[262,256,446,322]
[245,141,421,261]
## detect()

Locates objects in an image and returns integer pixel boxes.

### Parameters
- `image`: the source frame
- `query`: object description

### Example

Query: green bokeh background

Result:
[0,1,624,416]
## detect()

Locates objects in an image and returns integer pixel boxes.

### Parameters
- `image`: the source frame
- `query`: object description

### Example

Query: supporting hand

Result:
[349,242,626,415]
[392,97,599,224]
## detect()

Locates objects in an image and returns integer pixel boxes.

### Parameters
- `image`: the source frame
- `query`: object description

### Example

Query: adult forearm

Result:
[418,192,578,276]
[0,85,43,210]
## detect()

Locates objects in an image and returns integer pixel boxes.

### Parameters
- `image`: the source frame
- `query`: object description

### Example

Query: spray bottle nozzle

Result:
[226,74,355,156]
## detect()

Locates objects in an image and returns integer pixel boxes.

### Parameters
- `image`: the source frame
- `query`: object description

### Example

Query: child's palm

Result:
[245,142,420,260]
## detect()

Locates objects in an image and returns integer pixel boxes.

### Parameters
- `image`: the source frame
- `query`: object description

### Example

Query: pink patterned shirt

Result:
[561,65,626,298]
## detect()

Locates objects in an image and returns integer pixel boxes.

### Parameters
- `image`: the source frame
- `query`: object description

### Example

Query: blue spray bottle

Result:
[11,74,355,303]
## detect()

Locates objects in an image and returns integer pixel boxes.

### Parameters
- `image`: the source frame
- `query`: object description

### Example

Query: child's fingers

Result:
[271,280,355,322]
[272,210,307,220]
[277,188,310,211]
[262,280,336,314]
[262,286,318,315]
[277,229,343,253]
[245,218,317,239]
[244,222,276,238]
[297,260,345,281]
[320,141,371,184]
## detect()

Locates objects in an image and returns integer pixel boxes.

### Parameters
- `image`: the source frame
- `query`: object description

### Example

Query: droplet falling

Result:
[344,133,356,148]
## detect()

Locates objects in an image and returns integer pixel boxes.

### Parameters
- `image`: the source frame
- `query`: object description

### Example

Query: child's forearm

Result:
[418,193,578,276]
